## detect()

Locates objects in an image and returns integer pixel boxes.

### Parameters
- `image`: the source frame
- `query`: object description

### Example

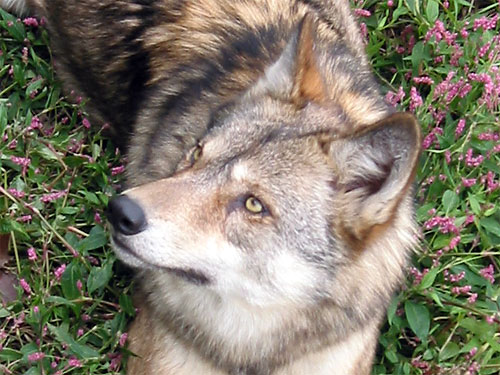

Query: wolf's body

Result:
[3,0,421,373]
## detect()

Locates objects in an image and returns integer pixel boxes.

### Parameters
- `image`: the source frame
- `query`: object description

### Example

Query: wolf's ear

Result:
[326,112,421,240]
[249,13,326,105]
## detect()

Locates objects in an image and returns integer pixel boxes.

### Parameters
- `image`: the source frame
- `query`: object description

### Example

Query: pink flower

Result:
[462,177,476,187]
[68,357,82,368]
[445,150,452,164]
[7,188,25,199]
[409,87,423,112]
[77,328,84,337]
[467,293,478,304]
[423,216,459,235]
[82,118,91,129]
[76,280,83,292]
[20,278,31,295]
[464,215,475,226]
[385,86,405,106]
[425,20,457,46]
[17,215,32,222]
[40,190,67,203]
[465,148,484,167]
[54,264,67,281]
[10,156,31,175]
[23,17,38,27]
[473,14,498,31]
[28,116,42,131]
[485,171,499,192]
[111,165,125,176]
[478,132,499,141]
[413,76,434,85]
[119,332,128,347]
[479,264,495,284]
[449,271,465,282]
[485,316,495,325]
[27,247,37,261]
[451,285,472,295]
[28,352,45,362]
[354,9,371,17]
[109,353,123,371]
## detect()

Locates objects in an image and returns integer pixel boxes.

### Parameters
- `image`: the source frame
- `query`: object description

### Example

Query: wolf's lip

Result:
[111,234,144,261]
[111,235,210,285]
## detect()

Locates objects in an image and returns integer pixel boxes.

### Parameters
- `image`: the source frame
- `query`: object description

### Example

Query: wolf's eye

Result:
[245,196,265,214]
[190,144,203,165]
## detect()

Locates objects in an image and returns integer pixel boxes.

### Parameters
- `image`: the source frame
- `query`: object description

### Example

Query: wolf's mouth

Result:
[111,235,210,285]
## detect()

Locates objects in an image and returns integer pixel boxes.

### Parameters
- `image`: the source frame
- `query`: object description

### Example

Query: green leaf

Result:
[0,348,22,361]
[83,191,101,205]
[61,263,81,300]
[426,0,439,23]
[405,300,430,340]
[45,296,77,307]
[406,0,420,16]
[23,368,40,375]
[480,217,500,237]
[87,259,114,293]
[439,342,460,360]
[386,297,399,326]
[385,349,399,364]
[79,226,107,251]
[119,293,136,317]
[0,308,10,318]
[442,190,459,213]
[468,194,481,216]
[411,41,425,70]
[419,267,439,290]
[35,143,60,161]
[47,323,99,359]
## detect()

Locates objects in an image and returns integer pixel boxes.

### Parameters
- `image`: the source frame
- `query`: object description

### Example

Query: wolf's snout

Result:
[107,195,147,235]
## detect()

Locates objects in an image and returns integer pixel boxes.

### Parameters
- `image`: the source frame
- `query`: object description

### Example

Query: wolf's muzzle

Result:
[107,195,147,235]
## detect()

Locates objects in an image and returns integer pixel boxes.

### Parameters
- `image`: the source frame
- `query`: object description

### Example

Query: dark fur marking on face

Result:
[167,267,211,285]
[141,25,281,167]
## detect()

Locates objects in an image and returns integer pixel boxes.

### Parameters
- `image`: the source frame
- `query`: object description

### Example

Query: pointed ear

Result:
[326,112,421,241]
[249,13,326,105]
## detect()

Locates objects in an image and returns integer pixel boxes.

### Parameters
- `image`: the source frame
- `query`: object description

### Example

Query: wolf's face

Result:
[110,102,419,309]
[108,16,420,310]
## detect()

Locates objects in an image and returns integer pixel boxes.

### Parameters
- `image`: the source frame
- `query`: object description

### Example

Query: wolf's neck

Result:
[130,293,378,375]
[138,275,381,374]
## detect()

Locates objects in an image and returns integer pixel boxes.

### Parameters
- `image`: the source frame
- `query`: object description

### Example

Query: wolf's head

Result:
[107,15,420,310]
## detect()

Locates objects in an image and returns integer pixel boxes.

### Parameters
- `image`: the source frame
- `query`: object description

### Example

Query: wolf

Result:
[2,0,421,373]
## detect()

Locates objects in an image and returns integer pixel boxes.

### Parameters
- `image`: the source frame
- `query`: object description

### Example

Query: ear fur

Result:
[248,13,326,105]
[327,112,421,241]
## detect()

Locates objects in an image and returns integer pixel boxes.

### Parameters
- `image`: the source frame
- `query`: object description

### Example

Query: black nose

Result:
[107,195,147,235]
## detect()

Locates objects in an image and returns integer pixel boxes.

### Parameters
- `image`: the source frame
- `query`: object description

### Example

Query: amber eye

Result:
[190,144,203,165]
[245,196,265,214]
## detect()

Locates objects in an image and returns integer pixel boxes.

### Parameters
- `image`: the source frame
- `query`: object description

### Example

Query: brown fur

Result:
[6,0,422,373]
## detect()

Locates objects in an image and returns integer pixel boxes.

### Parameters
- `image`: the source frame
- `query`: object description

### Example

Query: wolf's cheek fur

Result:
[116,214,324,306]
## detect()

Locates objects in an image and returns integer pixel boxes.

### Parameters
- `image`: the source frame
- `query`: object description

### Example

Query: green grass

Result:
[1,1,499,374]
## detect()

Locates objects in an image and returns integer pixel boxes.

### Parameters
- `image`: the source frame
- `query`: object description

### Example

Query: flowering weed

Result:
[0,9,131,374]
[353,0,500,373]
[0,1,499,374]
